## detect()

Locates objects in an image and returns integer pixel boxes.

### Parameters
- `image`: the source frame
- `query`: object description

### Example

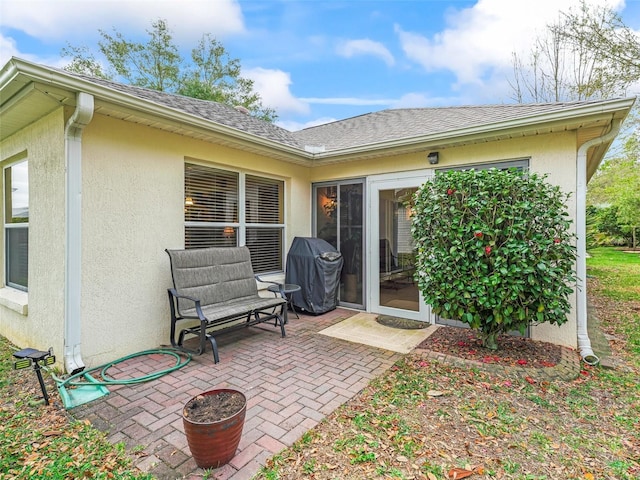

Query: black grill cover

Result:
[285,237,343,314]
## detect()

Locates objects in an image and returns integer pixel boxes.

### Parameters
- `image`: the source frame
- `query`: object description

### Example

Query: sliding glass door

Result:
[368,172,432,322]
[314,180,364,308]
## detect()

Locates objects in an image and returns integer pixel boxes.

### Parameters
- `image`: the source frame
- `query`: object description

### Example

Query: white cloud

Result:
[243,67,309,115]
[336,39,395,66]
[0,35,20,66]
[1,0,245,44]
[395,0,626,88]
[0,33,68,67]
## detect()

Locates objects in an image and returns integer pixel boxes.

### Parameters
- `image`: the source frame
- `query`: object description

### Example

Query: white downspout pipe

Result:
[575,118,622,366]
[64,92,94,374]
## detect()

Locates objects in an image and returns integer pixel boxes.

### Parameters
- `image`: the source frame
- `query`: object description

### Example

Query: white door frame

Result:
[366,170,433,322]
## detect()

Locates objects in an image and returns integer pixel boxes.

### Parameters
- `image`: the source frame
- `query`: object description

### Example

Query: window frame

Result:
[3,159,29,292]
[437,158,530,173]
[184,161,285,274]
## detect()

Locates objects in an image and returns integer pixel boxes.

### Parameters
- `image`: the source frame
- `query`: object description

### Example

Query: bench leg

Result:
[279,308,287,337]
[206,334,220,363]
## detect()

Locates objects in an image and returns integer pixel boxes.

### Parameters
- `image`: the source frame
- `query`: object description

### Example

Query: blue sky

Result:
[1,0,639,131]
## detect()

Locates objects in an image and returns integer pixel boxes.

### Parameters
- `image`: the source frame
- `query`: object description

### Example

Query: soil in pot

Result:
[183,390,245,423]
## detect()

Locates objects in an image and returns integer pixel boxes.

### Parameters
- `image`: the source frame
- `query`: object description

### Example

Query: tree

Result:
[98,19,181,92]
[588,135,640,248]
[412,169,577,350]
[510,0,639,103]
[61,19,276,121]
[60,44,109,79]
[177,34,275,120]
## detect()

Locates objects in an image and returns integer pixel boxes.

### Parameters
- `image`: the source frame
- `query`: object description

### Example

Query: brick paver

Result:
[71,306,587,480]
[72,308,401,479]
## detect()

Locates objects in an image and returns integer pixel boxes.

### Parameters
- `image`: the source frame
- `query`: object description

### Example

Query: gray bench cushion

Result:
[167,246,285,318]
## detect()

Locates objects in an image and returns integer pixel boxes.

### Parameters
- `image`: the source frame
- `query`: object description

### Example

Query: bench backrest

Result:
[166,246,259,311]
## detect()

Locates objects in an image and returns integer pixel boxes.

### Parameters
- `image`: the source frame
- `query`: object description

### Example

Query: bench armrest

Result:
[168,288,206,320]
[254,274,279,285]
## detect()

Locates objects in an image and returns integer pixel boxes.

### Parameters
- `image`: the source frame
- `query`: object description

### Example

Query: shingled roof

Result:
[64,71,304,150]
[63,69,619,155]
[291,101,613,153]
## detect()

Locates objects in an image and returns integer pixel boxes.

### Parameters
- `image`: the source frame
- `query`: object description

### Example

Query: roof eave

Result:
[1,57,311,164]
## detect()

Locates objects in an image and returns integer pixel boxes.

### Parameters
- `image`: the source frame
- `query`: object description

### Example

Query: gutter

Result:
[575,118,622,365]
[63,92,94,375]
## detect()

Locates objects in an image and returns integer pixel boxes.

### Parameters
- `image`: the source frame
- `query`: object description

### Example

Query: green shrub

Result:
[412,169,577,349]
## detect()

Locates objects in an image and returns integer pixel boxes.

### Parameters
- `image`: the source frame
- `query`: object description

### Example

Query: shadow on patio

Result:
[72,308,403,480]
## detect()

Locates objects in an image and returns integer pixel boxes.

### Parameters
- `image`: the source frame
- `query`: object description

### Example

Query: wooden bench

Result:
[166,246,287,363]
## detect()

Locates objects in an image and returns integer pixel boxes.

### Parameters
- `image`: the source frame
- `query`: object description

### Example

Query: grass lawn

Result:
[0,247,638,479]
[0,340,152,477]
[256,247,640,480]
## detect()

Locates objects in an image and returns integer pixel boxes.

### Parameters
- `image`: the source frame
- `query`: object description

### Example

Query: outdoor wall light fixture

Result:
[427,151,439,164]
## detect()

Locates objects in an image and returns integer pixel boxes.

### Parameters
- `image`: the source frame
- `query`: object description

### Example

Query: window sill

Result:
[0,287,28,316]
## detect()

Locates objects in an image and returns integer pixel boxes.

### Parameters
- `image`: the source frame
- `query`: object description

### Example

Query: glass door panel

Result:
[378,188,419,312]
[314,181,364,308]
[316,186,338,247]
[339,184,363,304]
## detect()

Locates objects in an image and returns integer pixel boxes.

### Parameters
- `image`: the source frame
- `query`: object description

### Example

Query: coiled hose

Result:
[51,348,191,388]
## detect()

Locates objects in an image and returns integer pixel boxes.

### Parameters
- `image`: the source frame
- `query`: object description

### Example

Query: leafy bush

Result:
[412,169,577,349]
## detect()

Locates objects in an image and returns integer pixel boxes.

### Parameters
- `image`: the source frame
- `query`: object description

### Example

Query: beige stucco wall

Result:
[0,109,580,367]
[0,108,66,356]
[79,115,311,366]
[310,132,579,348]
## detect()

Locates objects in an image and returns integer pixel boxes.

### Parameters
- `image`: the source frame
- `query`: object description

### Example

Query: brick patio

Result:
[69,302,594,480]
[72,308,402,479]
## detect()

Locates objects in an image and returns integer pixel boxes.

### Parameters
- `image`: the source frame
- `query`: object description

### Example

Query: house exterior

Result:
[0,57,634,371]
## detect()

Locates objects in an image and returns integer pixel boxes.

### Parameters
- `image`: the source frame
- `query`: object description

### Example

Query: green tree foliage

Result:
[62,19,276,121]
[588,135,640,248]
[587,205,633,248]
[412,169,577,350]
[510,0,639,102]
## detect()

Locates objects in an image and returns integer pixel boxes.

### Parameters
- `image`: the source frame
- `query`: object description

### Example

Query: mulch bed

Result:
[417,326,563,368]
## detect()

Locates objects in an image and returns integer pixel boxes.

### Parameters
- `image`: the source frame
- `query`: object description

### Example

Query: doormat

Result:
[376,315,429,330]
[318,313,434,354]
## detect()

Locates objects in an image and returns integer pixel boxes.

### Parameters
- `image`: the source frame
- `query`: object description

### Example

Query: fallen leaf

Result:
[448,467,474,479]
[448,465,485,479]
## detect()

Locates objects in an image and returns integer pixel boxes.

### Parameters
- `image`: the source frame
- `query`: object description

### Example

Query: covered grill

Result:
[285,237,343,315]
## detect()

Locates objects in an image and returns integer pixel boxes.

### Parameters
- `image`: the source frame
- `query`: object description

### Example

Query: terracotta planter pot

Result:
[182,388,247,469]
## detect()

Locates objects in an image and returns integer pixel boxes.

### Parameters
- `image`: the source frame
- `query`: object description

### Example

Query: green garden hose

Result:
[50,348,191,390]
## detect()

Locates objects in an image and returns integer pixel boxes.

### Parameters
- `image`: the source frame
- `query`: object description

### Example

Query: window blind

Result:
[245,175,283,224]
[184,163,284,273]
[246,227,283,272]
[185,163,238,223]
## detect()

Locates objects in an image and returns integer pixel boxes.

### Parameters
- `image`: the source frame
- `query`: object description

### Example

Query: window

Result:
[441,158,529,172]
[4,160,28,291]
[184,162,284,273]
